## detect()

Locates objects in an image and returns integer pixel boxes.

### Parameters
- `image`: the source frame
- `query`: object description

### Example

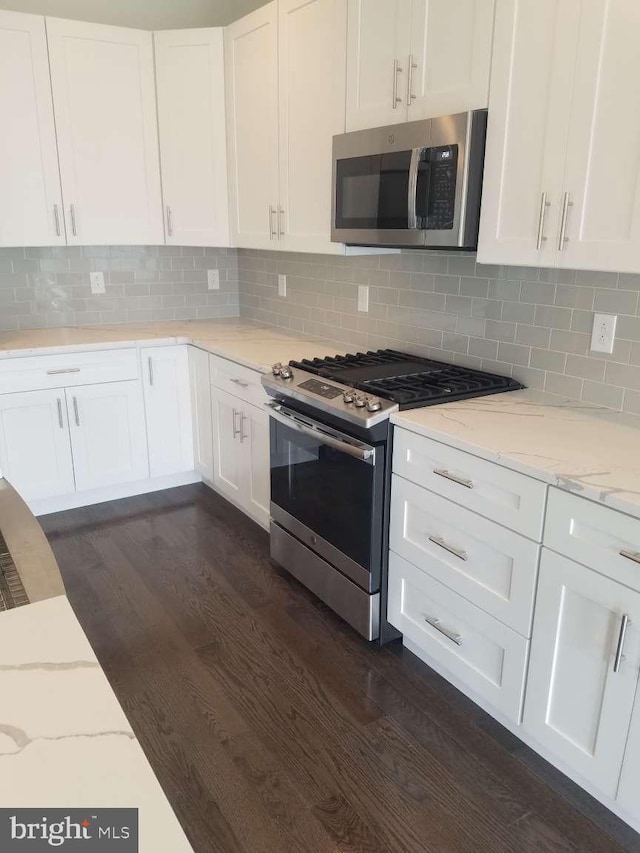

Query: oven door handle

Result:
[407,147,423,230]
[266,402,376,465]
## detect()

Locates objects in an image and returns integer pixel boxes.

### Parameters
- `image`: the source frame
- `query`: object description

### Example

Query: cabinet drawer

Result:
[209,353,267,408]
[545,488,640,592]
[0,349,139,394]
[388,552,529,723]
[393,428,546,540]
[390,475,539,636]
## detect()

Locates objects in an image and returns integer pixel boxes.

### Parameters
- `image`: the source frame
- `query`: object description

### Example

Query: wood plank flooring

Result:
[41,484,640,853]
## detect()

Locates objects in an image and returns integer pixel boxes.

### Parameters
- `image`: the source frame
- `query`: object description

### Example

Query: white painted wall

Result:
[0,0,267,29]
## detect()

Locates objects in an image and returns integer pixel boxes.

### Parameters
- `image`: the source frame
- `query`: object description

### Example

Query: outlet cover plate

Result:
[89,271,105,295]
[278,274,287,297]
[358,284,369,312]
[590,312,617,354]
[207,269,220,290]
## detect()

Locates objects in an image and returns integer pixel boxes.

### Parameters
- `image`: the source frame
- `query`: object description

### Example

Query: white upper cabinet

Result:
[477,0,579,267]
[345,0,494,132]
[524,549,640,799]
[558,1,640,273]
[0,11,65,247]
[277,0,347,253]
[46,17,163,246]
[225,3,279,249]
[407,0,495,122]
[155,28,230,247]
[345,0,412,131]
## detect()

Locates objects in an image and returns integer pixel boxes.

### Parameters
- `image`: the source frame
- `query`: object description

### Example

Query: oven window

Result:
[270,418,380,572]
[335,151,411,230]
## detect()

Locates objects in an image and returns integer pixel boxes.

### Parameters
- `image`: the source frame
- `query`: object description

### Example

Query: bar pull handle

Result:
[57,398,64,430]
[620,549,640,565]
[46,367,80,376]
[69,203,77,237]
[428,535,468,562]
[423,614,462,646]
[166,206,173,237]
[72,396,80,427]
[239,412,247,444]
[278,206,285,239]
[230,378,249,389]
[269,205,277,240]
[558,191,572,250]
[148,357,154,386]
[407,54,417,103]
[232,408,241,439]
[536,191,550,250]
[392,59,403,109]
[433,468,474,489]
[53,204,61,237]
[613,614,630,673]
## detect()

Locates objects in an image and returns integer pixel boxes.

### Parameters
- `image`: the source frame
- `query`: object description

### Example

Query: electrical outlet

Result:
[207,269,220,290]
[89,271,105,295]
[590,312,617,354]
[278,274,287,297]
[357,284,369,312]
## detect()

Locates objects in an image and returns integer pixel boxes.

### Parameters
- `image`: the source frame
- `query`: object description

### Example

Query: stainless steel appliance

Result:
[331,110,487,249]
[262,350,522,641]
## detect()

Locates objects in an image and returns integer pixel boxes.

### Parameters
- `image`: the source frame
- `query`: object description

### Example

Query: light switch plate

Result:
[590,313,617,354]
[278,274,287,297]
[358,284,369,312]
[207,269,220,290]
[89,271,105,295]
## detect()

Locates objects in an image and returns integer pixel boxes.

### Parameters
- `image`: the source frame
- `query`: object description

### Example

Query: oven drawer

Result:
[0,348,139,394]
[209,353,267,408]
[544,488,640,591]
[388,552,529,723]
[393,428,546,540]
[390,475,539,636]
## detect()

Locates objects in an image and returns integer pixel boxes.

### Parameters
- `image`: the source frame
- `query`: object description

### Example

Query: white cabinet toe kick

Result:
[389,424,640,835]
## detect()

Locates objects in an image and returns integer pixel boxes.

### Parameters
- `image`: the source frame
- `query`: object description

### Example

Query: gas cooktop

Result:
[289,349,523,408]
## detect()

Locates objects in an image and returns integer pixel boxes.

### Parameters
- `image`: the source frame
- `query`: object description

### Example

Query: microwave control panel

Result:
[420,145,458,231]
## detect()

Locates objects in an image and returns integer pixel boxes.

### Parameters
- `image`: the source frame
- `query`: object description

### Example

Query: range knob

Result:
[366,398,382,412]
[342,390,355,404]
[272,362,282,376]
[279,366,293,380]
[354,395,366,408]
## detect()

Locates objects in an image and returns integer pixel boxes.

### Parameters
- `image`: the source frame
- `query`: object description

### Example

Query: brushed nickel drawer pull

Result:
[613,614,630,673]
[232,408,241,439]
[239,411,247,443]
[56,398,64,430]
[148,357,154,386]
[423,614,462,646]
[433,468,473,489]
[230,378,250,389]
[72,396,80,427]
[428,535,468,562]
[620,549,640,565]
[46,367,81,376]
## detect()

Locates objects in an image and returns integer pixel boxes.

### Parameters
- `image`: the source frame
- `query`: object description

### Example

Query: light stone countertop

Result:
[0,596,192,852]
[0,319,346,374]
[392,389,640,521]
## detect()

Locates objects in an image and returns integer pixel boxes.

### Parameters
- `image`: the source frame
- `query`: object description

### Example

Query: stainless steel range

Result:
[262,349,522,642]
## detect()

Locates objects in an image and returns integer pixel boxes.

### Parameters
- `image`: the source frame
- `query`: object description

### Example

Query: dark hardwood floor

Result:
[41,484,640,853]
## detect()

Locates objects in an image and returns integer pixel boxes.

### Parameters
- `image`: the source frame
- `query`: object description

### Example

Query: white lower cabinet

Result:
[0,389,75,501]
[523,549,640,799]
[617,692,640,825]
[142,345,193,478]
[67,381,149,492]
[210,384,270,528]
[388,551,529,722]
[188,347,213,481]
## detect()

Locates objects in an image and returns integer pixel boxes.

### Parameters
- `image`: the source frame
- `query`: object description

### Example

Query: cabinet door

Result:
[68,381,149,492]
[617,687,640,825]
[46,18,163,245]
[241,401,270,528]
[558,0,640,273]
[0,11,65,247]
[477,0,579,267]
[188,347,213,482]
[407,0,494,121]
[0,390,74,501]
[210,385,243,504]
[142,346,194,478]
[345,0,412,131]
[524,549,640,798]
[155,28,230,247]
[225,3,279,249]
[277,0,347,254]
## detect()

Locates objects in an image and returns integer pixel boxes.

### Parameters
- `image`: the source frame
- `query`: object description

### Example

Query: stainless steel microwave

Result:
[331,110,487,249]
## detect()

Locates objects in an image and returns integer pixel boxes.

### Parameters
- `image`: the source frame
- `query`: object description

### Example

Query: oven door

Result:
[267,402,385,593]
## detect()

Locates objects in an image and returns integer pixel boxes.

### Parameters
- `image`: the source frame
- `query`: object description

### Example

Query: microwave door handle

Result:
[408,148,422,229]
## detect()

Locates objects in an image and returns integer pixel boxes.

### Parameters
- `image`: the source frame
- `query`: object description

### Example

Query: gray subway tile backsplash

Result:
[3,243,640,415]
